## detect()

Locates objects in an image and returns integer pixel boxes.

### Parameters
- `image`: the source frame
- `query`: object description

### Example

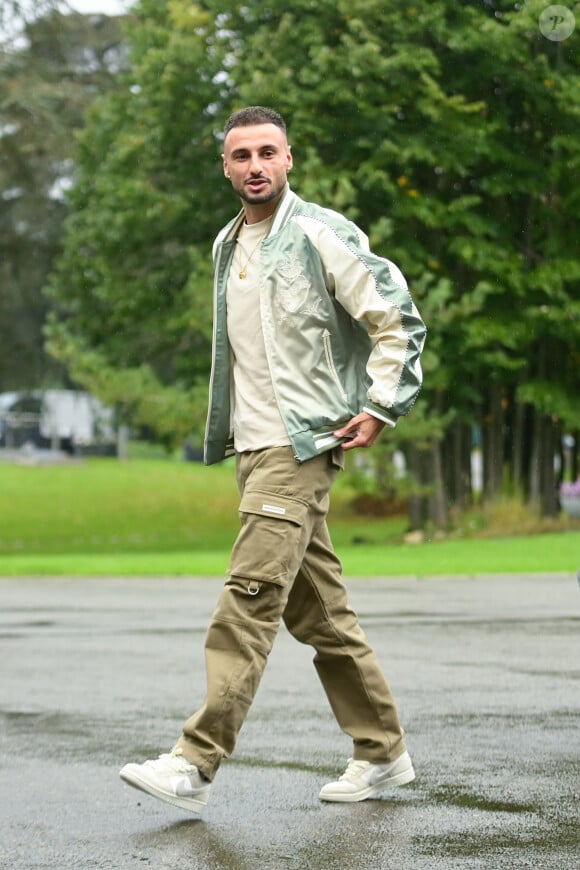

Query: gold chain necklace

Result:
[237,235,263,280]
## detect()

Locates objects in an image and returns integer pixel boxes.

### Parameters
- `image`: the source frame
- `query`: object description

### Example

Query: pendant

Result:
[239,270,247,279]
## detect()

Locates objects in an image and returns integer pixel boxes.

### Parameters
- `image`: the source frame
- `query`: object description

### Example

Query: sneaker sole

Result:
[119,767,208,815]
[319,764,416,803]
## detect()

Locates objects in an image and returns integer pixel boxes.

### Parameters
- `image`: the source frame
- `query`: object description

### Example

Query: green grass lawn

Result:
[0,457,241,553]
[0,457,577,577]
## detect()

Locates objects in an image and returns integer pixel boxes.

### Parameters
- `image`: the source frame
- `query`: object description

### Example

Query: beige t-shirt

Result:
[226,217,291,452]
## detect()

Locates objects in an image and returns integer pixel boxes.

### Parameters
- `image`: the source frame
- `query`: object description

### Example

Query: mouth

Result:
[246,177,270,193]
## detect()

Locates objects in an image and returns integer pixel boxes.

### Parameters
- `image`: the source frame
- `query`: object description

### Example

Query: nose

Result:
[248,152,263,175]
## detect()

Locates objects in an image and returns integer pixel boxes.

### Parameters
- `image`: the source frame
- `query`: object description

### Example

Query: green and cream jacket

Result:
[204,186,426,465]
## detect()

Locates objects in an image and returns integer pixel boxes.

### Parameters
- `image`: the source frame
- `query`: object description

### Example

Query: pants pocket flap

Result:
[239,489,308,526]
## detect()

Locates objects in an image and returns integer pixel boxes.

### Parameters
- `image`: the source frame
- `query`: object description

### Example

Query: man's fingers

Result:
[334,413,385,450]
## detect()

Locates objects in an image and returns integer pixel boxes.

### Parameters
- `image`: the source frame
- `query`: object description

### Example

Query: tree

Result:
[0,5,129,391]
[46,0,232,445]
[234,0,580,520]
[48,0,580,516]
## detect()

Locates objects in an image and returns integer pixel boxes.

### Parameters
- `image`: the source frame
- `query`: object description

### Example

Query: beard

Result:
[235,177,286,205]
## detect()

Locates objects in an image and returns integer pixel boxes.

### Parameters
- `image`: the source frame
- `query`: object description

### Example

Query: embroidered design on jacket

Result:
[277,254,312,312]
[275,253,323,322]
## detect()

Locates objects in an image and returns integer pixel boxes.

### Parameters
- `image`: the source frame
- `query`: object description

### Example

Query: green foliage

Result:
[235,0,579,426]
[40,0,580,514]
[44,326,209,445]
[46,0,229,421]
[0,8,128,390]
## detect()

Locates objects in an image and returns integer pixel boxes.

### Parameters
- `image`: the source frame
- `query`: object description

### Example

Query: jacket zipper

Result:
[322,329,348,401]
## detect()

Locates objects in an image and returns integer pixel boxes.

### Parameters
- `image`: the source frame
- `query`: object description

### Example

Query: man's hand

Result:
[333,412,386,451]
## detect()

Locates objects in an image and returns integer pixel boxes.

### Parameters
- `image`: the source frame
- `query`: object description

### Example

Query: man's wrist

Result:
[362,403,396,428]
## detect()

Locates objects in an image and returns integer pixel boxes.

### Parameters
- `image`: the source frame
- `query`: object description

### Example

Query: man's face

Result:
[222,123,293,215]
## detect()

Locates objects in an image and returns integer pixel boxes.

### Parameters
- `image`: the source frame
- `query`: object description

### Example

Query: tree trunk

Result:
[511,395,527,495]
[528,407,542,507]
[405,439,448,532]
[528,411,558,516]
[406,442,427,531]
[443,421,472,509]
[428,437,448,531]
[541,416,558,517]
[483,382,504,502]
[572,431,579,482]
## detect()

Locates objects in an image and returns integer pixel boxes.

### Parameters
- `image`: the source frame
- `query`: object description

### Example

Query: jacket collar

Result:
[217,185,299,247]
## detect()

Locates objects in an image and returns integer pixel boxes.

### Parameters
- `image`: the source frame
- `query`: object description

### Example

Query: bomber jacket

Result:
[204,186,426,465]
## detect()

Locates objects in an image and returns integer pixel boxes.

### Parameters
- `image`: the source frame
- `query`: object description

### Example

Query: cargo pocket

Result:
[227,489,310,587]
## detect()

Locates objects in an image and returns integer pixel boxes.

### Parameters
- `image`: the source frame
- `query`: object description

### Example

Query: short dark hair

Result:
[224,106,287,138]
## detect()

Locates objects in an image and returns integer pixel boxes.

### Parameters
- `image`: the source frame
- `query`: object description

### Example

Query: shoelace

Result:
[339,758,371,781]
[146,748,194,774]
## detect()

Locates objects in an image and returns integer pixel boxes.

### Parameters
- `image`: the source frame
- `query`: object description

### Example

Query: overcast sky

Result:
[68,0,133,13]
[1,1,134,45]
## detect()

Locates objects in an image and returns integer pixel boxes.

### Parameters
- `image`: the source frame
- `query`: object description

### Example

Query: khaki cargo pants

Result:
[176,446,406,781]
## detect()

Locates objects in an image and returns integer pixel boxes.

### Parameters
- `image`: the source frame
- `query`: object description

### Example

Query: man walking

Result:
[120,106,426,814]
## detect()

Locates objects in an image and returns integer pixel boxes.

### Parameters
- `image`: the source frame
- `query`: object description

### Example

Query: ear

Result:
[222,154,230,178]
[286,145,293,173]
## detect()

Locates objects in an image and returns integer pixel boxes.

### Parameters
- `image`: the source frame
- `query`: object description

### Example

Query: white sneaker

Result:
[119,748,210,814]
[319,751,415,802]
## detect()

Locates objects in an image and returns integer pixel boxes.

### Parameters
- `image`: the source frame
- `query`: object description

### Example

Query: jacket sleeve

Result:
[316,220,426,425]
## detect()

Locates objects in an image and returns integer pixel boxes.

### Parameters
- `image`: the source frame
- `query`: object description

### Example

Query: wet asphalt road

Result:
[1,572,579,870]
